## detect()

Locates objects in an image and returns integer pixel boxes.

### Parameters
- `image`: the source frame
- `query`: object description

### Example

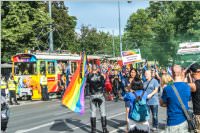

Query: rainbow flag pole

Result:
[62,51,87,114]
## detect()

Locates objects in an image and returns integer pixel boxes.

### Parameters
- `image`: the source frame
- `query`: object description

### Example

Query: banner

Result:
[121,49,142,65]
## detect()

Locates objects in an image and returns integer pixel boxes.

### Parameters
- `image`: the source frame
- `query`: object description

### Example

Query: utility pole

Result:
[117,0,132,56]
[118,0,122,56]
[112,30,115,57]
[49,1,53,52]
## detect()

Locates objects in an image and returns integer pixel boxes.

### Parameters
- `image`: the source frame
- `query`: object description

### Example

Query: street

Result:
[7,98,167,133]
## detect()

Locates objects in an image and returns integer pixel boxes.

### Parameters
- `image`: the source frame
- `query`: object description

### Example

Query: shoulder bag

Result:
[171,84,197,133]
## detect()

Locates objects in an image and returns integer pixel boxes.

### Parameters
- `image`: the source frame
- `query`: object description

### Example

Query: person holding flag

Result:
[62,51,108,133]
[87,64,108,133]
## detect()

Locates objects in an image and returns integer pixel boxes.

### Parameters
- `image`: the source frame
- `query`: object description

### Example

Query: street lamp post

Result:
[118,0,132,56]
[118,0,122,56]
[49,1,53,52]
[112,30,115,57]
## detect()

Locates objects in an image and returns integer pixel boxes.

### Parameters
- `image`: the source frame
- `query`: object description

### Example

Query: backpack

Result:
[129,92,150,122]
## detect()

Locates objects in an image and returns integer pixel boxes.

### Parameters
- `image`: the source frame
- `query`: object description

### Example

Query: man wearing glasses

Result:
[188,63,200,132]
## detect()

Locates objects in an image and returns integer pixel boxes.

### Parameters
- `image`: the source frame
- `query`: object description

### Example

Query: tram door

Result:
[46,60,57,93]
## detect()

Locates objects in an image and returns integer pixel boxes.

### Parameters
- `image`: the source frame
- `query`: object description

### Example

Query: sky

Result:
[65,0,149,35]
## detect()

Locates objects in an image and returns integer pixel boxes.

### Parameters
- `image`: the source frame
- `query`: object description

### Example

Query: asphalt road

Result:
[7,98,167,133]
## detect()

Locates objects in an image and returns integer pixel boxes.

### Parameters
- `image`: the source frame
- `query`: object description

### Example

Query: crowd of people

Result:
[85,60,200,133]
[1,59,200,133]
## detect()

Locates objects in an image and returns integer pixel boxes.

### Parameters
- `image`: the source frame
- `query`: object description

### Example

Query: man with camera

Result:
[87,64,108,133]
[188,63,200,132]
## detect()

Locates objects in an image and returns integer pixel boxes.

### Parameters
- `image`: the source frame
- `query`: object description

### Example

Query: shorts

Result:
[125,101,130,108]
[128,119,150,133]
[165,120,189,133]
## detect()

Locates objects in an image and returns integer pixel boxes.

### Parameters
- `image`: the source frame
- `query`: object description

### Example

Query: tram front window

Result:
[48,61,55,74]
[14,62,37,75]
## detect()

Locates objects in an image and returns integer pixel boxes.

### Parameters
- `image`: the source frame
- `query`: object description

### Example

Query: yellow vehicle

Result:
[11,52,80,100]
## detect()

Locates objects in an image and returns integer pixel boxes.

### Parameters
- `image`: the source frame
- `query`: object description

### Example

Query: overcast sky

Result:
[65,0,149,35]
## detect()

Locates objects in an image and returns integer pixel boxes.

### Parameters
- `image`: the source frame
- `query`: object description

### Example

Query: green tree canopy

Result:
[124,1,200,66]
[51,2,77,51]
[76,25,113,55]
[1,1,52,62]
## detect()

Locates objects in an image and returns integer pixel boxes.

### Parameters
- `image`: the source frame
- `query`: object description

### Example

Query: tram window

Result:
[48,62,55,74]
[71,62,77,74]
[40,61,46,74]
[33,63,37,74]
[14,62,37,75]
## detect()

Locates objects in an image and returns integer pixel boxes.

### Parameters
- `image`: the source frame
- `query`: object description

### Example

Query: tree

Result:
[174,2,200,41]
[124,9,156,61]
[50,2,77,51]
[124,1,200,66]
[1,1,52,62]
[76,25,113,55]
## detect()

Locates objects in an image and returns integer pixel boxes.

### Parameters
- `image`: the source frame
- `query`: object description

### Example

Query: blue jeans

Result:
[149,105,158,128]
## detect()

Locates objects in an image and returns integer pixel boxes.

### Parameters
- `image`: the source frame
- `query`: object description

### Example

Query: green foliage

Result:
[51,2,77,51]
[76,25,113,55]
[124,1,200,66]
[3,1,200,66]
[1,1,52,62]
[1,1,77,63]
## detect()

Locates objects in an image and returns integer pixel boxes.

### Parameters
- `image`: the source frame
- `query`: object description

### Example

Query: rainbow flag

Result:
[62,52,87,114]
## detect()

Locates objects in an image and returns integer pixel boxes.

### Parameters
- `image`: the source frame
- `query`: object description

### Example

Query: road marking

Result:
[53,100,114,116]
[108,118,121,125]
[59,112,126,133]
[53,106,90,116]
[53,110,73,116]
[110,126,126,133]
[15,122,55,133]
[15,111,125,133]
[14,101,122,133]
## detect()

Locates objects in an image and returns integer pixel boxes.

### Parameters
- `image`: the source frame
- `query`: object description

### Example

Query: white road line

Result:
[59,112,126,133]
[108,119,121,125]
[53,100,110,116]
[53,106,90,116]
[53,110,73,116]
[15,111,125,133]
[110,126,126,133]
[15,122,55,133]
[14,101,122,133]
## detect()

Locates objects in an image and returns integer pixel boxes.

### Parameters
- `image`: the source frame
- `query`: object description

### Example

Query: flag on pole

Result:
[143,59,148,71]
[167,66,172,77]
[62,51,87,114]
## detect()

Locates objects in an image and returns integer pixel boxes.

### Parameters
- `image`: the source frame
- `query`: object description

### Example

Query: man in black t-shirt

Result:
[188,63,200,132]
